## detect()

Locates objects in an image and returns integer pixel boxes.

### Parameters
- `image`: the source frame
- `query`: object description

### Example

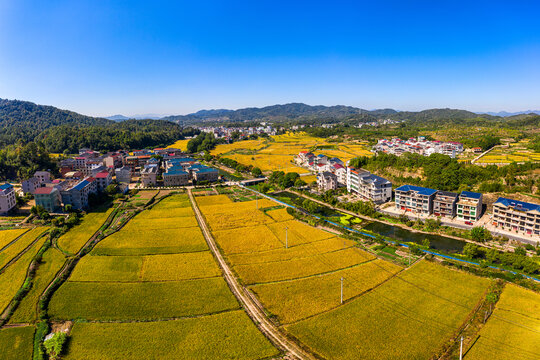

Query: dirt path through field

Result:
[188,189,316,360]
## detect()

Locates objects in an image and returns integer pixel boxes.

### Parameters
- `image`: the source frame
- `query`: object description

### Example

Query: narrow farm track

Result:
[188,190,316,360]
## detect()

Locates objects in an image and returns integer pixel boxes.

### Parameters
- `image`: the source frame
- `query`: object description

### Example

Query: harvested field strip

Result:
[266,220,335,246]
[64,311,279,360]
[70,252,221,282]
[234,247,375,285]
[0,326,35,360]
[251,259,401,324]
[92,226,207,255]
[465,284,540,360]
[228,236,356,265]
[0,235,47,313]
[287,261,490,360]
[0,228,29,251]
[57,207,114,254]
[49,277,240,321]
[0,227,48,270]
[9,248,66,324]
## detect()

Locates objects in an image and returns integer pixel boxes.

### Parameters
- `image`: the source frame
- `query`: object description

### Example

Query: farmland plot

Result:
[287,261,490,360]
[0,228,28,250]
[57,207,114,254]
[465,284,540,360]
[0,326,34,360]
[0,227,48,269]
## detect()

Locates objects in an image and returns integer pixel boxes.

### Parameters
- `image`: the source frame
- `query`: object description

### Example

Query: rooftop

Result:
[395,184,437,196]
[34,187,56,195]
[95,171,110,178]
[0,183,13,191]
[460,191,482,200]
[494,197,540,213]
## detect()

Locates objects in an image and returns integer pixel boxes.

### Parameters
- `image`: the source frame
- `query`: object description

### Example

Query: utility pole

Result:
[340,277,344,304]
[459,336,463,360]
[285,226,288,249]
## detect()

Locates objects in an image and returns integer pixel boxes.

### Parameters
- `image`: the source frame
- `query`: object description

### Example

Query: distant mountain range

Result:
[480,110,540,117]
[106,113,169,121]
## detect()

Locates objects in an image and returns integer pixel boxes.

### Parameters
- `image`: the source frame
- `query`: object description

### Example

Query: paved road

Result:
[188,189,316,360]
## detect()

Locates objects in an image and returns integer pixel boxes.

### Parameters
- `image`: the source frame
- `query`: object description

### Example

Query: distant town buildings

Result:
[199,125,279,140]
[374,137,464,158]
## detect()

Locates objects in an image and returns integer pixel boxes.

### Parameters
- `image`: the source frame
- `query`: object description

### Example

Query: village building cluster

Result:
[0,148,219,213]
[199,124,278,140]
[373,136,464,158]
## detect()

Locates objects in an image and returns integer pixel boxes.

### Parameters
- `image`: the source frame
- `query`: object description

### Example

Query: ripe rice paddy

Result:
[0,326,34,360]
[0,228,29,250]
[63,310,279,360]
[0,227,48,269]
[286,260,491,360]
[464,284,540,360]
[57,207,114,254]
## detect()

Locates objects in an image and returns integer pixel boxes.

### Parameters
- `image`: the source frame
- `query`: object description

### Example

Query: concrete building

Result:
[34,187,62,212]
[163,167,190,186]
[140,164,158,187]
[394,185,437,215]
[433,191,459,218]
[61,179,92,210]
[317,171,338,191]
[103,153,123,169]
[95,171,113,192]
[347,168,392,204]
[115,166,132,184]
[492,197,540,236]
[0,183,16,214]
[22,177,40,195]
[34,171,51,184]
[456,191,483,223]
[190,165,219,183]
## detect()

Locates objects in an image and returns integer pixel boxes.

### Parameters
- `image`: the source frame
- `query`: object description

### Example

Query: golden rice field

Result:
[0,228,29,249]
[478,146,540,164]
[0,326,34,360]
[0,234,47,314]
[465,284,540,360]
[265,207,294,222]
[9,248,66,324]
[165,139,190,151]
[287,260,491,360]
[52,193,280,359]
[57,207,114,254]
[0,227,48,269]
[206,132,373,174]
[63,311,279,360]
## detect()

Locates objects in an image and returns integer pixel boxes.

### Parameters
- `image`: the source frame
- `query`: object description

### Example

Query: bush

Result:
[43,332,67,360]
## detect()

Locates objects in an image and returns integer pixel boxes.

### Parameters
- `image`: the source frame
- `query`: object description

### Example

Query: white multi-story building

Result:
[115,166,132,184]
[22,177,40,195]
[140,164,158,187]
[0,183,16,214]
[317,171,338,191]
[394,185,437,215]
[346,168,392,204]
[34,171,51,184]
[492,197,540,237]
[456,191,483,223]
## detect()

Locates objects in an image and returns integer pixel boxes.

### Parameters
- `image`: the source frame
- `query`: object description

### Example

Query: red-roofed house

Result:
[34,187,62,212]
[95,171,112,192]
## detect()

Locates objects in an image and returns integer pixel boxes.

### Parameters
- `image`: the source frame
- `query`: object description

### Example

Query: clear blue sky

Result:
[1,0,539,116]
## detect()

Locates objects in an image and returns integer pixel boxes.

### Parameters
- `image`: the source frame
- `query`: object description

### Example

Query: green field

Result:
[49,277,239,321]
[9,248,66,323]
[63,311,279,360]
[286,261,490,360]
[0,326,34,360]
[465,284,540,360]
[57,207,114,254]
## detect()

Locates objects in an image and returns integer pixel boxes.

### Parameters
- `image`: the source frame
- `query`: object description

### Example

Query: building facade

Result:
[433,191,458,218]
[22,177,40,195]
[0,183,16,214]
[115,166,132,184]
[492,197,540,236]
[34,187,62,212]
[163,168,190,186]
[95,171,113,192]
[456,191,483,222]
[394,185,437,215]
[317,171,338,191]
[347,168,392,204]
[140,164,158,187]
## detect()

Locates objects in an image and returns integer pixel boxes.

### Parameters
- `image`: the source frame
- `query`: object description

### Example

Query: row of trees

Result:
[0,141,56,180]
[463,243,539,275]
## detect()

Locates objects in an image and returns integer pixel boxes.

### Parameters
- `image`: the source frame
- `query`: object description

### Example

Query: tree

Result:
[463,243,480,258]
[471,227,488,242]
[43,332,67,360]
[514,246,526,256]
[251,167,262,177]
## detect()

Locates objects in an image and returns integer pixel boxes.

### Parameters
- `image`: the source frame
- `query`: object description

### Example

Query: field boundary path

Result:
[471,145,501,164]
[188,189,317,360]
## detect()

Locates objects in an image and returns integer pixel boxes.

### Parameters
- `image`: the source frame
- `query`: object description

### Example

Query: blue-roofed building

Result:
[492,197,540,236]
[0,183,16,214]
[60,178,93,210]
[394,185,438,215]
[189,164,219,182]
[163,165,190,186]
[456,191,483,223]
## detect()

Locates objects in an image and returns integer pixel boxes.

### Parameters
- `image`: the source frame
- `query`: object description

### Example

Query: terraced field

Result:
[0,228,29,249]
[465,284,540,360]
[52,194,279,359]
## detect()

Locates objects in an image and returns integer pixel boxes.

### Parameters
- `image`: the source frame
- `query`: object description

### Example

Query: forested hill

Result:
[161,103,517,125]
[0,98,196,153]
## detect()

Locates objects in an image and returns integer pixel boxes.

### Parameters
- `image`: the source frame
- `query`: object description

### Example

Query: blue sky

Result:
[0,0,539,116]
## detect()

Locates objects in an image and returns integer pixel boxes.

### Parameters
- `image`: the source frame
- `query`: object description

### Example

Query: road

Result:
[188,189,316,360]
